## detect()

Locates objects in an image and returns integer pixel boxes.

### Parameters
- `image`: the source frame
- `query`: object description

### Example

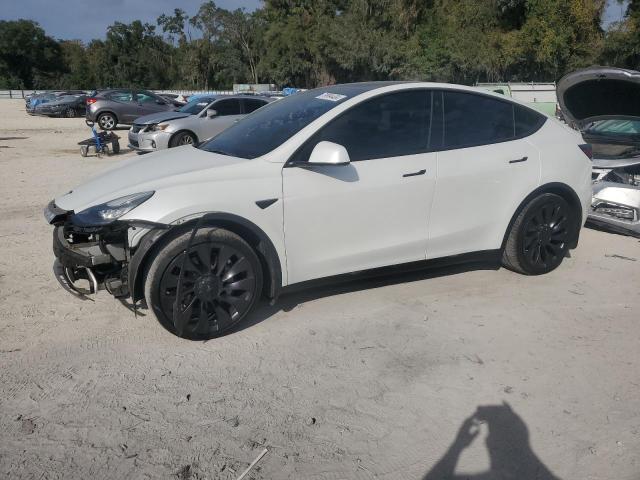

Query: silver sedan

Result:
[128,95,273,153]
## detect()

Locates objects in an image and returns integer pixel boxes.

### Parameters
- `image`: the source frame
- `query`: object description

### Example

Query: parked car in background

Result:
[34,95,87,118]
[158,93,186,106]
[46,82,591,339]
[128,95,273,152]
[85,89,182,130]
[476,82,558,117]
[558,66,640,237]
[25,90,86,114]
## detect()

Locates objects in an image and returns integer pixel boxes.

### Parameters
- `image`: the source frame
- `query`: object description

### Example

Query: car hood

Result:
[54,147,246,213]
[134,111,191,125]
[557,66,640,128]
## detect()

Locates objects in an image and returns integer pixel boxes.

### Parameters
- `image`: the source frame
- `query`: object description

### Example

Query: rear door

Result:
[106,90,137,123]
[197,98,243,142]
[427,90,543,259]
[135,90,172,116]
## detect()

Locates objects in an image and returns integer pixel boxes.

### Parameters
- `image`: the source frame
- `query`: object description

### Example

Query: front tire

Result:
[144,228,263,339]
[169,131,196,148]
[502,193,575,275]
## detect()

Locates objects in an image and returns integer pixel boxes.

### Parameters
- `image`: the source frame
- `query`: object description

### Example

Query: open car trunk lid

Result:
[557,66,640,128]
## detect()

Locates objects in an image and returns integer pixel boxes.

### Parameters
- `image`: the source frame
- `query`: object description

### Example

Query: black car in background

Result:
[34,95,87,117]
[25,90,86,114]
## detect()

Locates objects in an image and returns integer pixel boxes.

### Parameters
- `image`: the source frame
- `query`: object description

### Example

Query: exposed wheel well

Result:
[129,214,282,304]
[170,130,198,147]
[501,183,583,251]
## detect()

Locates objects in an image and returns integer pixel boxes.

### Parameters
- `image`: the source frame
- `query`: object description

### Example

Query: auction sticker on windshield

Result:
[315,93,347,102]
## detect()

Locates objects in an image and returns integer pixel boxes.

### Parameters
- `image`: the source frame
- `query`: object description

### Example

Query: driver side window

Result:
[291,90,432,163]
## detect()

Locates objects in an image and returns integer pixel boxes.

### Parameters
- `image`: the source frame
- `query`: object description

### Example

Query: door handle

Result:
[402,169,426,177]
[509,156,528,164]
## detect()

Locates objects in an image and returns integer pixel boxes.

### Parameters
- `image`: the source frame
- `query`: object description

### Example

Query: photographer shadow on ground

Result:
[424,402,561,480]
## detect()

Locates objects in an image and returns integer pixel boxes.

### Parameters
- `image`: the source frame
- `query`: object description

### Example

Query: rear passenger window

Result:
[244,99,268,114]
[293,90,431,162]
[213,99,242,116]
[515,105,545,136]
[443,92,514,149]
[108,91,133,102]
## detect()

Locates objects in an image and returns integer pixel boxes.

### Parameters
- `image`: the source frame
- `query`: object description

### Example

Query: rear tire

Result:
[80,145,88,157]
[502,193,575,275]
[97,112,117,130]
[64,107,76,118]
[144,227,263,339]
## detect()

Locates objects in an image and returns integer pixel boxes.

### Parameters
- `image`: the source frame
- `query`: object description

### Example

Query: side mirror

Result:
[307,141,351,166]
[207,109,218,118]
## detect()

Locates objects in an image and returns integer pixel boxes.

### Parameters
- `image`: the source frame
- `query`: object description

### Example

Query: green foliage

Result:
[0,1,634,90]
[601,0,640,69]
[0,19,63,88]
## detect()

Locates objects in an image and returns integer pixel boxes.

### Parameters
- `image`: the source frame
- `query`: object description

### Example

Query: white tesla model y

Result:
[45,82,593,338]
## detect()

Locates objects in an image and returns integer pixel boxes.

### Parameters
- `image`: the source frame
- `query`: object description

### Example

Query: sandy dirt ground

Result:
[0,98,639,480]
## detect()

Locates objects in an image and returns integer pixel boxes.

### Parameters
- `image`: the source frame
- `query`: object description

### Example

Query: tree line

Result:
[0,0,638,91]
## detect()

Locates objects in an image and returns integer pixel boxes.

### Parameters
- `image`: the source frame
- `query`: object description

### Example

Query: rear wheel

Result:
[97,112,117,130]
[502,193,575,275]
[144,228,263,339]
[169,131,196,148]
[80,145,88,157]
[64,107,76,118]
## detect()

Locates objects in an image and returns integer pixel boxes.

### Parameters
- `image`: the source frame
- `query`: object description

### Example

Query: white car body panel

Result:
[282,152,437,284]
[428,138,541,258]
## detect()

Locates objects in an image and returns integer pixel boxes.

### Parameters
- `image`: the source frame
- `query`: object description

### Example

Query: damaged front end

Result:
[557,66,640,237]
[589,159,640,237]
[44,192,162,299]
[587,137,640,237]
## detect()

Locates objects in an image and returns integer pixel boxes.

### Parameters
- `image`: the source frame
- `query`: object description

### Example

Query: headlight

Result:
[71,192,154,226]
[151,123,169,131]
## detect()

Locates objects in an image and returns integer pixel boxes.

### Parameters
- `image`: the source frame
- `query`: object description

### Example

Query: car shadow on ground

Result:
[423,402,562,480]
[229,259,502,335]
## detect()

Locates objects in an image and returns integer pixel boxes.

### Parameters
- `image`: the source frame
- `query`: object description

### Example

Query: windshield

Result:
[178,97,216,115]
[199,87,369,159]
[585,119,640,137]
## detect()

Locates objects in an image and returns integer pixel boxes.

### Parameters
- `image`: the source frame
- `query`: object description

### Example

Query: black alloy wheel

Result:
[503,193,575,275]
[147,228,262,339]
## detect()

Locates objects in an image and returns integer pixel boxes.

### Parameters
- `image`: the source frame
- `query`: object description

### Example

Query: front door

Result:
[198,98,244,142]
[282,90,438,284]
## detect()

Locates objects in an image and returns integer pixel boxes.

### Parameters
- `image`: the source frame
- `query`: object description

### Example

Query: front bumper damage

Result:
[45,201,164,299]
[588,158,640,237]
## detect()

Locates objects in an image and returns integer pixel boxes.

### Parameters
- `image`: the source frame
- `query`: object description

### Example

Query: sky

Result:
[0,0,630,42]
[0,0,261,42]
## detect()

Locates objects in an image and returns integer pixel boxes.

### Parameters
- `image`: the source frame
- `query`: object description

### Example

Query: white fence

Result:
[0,90,41,99]
[0,89,237,100]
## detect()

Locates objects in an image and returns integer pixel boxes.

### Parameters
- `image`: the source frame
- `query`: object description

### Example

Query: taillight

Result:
[579,143,593,160]
[86,98,97,105]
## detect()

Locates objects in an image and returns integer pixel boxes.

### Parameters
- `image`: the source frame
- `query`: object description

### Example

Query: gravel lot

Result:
[1,99,639,480]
